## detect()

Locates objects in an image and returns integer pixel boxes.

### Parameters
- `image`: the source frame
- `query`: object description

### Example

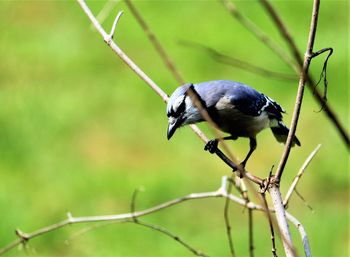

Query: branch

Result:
[232,177,254,257]
[261,193,278,257]
[274,0,321,182]
[284,144,321,207]
[0,176,310,256]
[224,176,236,257]
[259,0,349,148]
[125,0,185,84]
[220,0,297,69]
[222,0,349,147]
[179,40,297,81]
[285,213,312,257]
[130,188,209,257]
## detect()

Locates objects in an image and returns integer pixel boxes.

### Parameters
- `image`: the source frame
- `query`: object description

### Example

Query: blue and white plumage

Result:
[166,80,300,167]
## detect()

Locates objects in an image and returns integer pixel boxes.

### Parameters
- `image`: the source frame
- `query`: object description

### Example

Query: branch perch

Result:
[0,176,310,256]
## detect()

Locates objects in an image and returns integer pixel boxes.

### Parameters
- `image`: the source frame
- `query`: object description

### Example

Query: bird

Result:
[166,80,300,168]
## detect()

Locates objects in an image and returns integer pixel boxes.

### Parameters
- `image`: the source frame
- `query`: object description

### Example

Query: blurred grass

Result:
[0,1,349,257]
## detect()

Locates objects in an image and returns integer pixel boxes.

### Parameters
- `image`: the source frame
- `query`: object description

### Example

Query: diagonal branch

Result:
[259,0,349,148]
[222,0,349,147]
[125,0,185,84]
[130,188,209,257]
[274,0,321,183]
[284,144,321,207]
[179,40,297,81]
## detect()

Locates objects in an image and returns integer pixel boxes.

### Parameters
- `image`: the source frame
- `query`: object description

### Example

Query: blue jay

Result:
[166,80,300,167]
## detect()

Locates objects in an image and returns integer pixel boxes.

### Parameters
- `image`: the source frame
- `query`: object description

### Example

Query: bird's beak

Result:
[167,116,183,140]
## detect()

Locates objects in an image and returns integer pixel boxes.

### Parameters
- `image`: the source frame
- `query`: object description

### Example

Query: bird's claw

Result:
[232,162,245,178]
[204,139,218,154]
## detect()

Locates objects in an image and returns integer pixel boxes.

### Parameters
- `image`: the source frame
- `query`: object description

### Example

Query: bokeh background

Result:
[0,1,348,256]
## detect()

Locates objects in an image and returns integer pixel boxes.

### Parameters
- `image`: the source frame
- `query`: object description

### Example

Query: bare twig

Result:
[284,144,321,207]
[133,220,210,257]
[233,177,254,257]
[248,207,254,257]
[261,193,278,257]
[294,189,314,213]
[224,176,236,257]
[222,0,349,147]
[130,188,209,257]
[125,0,185,84]
[108,11,123,39]
[0,176,309,256]
[259,0,349,147]
[274,0,321,182]
[285,212,312,257]
[179,40,297,81]
[221,0,297,69]
[94,0,120,28]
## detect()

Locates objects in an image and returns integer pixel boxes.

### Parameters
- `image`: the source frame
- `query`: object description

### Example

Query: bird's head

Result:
[166,84,202,140]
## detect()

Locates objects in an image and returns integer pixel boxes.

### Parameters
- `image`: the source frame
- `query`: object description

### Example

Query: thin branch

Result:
[294,189,314,213]
[224,176,236,257]
[133,220,210,257]
[130,188,209,257]
[261,193,278,257]
[108,11,123,39]
[93,0,120,28]
[312,48,333,111]
[179,40,297,81]
[0,176,309,256]
[125,0,185,84]
[233,177,254,257]
[285,213,312,257]
[259,0,349,148]
[220,0,297,69]
[284,144,321,207]
[248,207,254,257]
[274,0,321,183]
[222,0,349,147]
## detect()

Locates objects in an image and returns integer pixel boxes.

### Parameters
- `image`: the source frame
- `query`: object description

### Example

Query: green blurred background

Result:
[0,1,348,256]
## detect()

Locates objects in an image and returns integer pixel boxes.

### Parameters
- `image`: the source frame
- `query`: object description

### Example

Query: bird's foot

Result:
[232,162,245,178]
[204,139,218,154]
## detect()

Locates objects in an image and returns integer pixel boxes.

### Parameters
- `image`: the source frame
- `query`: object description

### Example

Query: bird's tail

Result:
[271,121,301,146]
